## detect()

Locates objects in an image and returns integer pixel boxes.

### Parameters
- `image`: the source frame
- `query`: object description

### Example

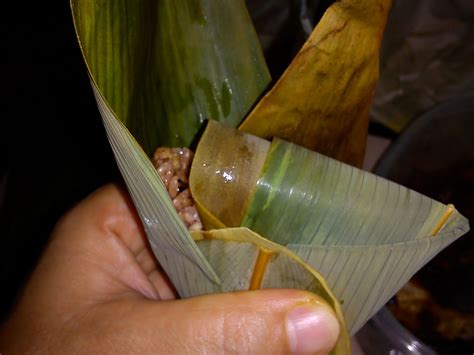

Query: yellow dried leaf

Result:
[239,0,392,167]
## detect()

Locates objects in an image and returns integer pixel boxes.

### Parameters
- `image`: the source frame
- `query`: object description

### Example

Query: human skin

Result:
[0,184,340,354]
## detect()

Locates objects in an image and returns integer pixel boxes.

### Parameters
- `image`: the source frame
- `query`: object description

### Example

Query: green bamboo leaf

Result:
[190,122,470,333]
[71,0,270,153]
[241,138,450,247]
[192,227,351,354]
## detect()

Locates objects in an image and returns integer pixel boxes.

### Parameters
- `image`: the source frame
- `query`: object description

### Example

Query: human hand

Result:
[0,184,340,354]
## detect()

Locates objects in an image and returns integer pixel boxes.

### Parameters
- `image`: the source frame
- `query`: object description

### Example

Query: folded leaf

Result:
[287,215,467,333]
[190,122,470,333]
[92,84,221,297]
[239,0,392,167]
[241,139,449,246]
[70,0,271,297]
[89,90,352,351]
[192,227,351,354]
[189,121,270,229]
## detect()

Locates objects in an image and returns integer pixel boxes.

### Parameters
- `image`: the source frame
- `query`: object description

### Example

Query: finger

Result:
[149,269,176,301]
[52,183,147,255]
[95,289,341,354]
[71,184,176,299]
[135,247,177,300]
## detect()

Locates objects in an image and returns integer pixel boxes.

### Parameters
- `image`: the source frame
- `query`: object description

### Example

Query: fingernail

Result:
[286,303,340,354]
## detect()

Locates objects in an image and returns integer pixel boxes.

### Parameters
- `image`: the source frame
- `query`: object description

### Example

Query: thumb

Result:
[118,289,341,354]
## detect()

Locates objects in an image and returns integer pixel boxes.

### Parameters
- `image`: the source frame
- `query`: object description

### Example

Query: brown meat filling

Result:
[152,147,202,231]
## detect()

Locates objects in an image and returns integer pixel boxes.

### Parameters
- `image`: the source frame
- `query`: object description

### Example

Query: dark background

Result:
[1,1,118,320]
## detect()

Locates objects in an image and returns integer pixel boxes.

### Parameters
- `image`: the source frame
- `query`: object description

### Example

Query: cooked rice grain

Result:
[152,147,202,231]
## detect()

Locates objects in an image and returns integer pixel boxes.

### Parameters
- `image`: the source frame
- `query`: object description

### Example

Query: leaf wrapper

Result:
[70,0,272,297]
[92,94,353,353]
[190,122,270,229]
[73,6,354,350]
[192,227,351,354]
[92,85,221,297]
[239,0,392,167]
[72,0,468,341]
[191,122,470,333]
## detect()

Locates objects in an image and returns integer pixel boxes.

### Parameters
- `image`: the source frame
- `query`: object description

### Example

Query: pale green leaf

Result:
[192,227,352,354]
[92,83,221,297]
[288,211,468,333]
[190,122,470,333]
